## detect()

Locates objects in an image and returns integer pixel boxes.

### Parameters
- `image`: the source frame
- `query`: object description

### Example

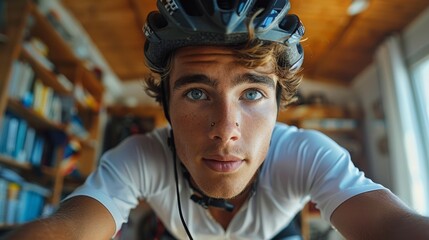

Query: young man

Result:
[5,0,429,239]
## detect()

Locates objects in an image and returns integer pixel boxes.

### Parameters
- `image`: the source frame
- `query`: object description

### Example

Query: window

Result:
[411,56,429,216]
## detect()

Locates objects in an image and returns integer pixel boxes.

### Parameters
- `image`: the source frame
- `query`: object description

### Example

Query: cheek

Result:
[170,109,206,157]
[243,105,277,150]
[171,110,205,132]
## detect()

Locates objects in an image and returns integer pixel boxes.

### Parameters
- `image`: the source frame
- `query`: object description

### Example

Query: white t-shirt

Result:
[65,123,385,239]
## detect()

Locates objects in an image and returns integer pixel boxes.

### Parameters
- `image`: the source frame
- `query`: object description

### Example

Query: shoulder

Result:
[104,127,171,162]
[99,127,173,183]
[261,123,351,195]
[97,127,175,195]
[268,122,346,163]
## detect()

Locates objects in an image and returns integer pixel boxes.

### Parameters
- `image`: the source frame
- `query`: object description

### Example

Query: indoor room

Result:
[0,0,428,239]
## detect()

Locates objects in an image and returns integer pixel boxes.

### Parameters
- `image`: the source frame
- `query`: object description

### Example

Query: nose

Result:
[208,101,241,142]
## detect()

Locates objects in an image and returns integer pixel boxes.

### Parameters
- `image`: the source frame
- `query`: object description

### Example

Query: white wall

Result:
[352,66,393,188]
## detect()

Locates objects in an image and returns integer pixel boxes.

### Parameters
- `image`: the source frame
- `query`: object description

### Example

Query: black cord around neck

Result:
[169,131,194,240]
[182,169,235,212]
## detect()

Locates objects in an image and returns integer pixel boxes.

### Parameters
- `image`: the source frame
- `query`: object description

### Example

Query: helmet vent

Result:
[149,12,168,29]
[217,0,235,10]
[250,0,270,16]
[279,14,298,33]
[200,0,215,15]
[181,0,204,16]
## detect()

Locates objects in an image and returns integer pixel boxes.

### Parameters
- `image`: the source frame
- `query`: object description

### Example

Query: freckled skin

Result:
[168,46,278,200]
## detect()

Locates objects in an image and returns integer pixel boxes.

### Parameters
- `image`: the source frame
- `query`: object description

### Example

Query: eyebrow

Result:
[172,73,275,90]
[237,73,275,89]
[173,74,217,90]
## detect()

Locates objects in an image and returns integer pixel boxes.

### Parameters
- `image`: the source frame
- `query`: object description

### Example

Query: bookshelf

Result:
[0,0,104,227]
[278,104,366,240]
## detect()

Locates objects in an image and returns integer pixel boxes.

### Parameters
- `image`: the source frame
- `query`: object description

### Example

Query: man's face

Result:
[169,46,278,199]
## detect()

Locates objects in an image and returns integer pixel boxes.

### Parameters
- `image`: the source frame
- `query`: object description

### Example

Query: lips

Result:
[203,155,244,172]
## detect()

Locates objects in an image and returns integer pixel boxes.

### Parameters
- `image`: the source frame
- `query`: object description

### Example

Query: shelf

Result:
[0,154,57,177]
[29,4,77,64]
[7,98,66,132]
[21,49,73,95]
[0,0,105,218]
[0,224,17,234]
[7,98,97,150]
[278,105,348,123]
[107,105,168,128]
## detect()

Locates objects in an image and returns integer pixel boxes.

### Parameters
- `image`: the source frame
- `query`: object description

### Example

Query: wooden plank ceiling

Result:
[61,0,429,86]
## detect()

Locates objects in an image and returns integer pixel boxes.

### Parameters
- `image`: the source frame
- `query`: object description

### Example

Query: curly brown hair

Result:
[144,39,302,110]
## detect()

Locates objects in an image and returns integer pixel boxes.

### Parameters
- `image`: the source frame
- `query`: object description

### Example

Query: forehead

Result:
[172,46,239,69]
[170,46,275,81]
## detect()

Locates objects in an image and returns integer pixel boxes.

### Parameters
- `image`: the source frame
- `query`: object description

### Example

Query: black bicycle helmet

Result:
[143,0,305,72]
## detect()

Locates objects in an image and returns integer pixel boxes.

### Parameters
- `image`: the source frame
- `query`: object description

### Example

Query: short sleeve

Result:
[62,129,172,236]
[268,124,386,223]
[301,130,386,222]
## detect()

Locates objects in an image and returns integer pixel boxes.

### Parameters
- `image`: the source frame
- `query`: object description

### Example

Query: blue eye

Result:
[243,89,263,100]
[186,89,207,100]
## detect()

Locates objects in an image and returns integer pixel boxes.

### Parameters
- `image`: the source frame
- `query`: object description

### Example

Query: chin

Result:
[196,176,252,199]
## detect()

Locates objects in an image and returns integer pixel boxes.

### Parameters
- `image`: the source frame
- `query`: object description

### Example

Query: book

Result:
[16,187,30,224]
[40,86,54,118]
[0,178,8,224]
[7,61,24,98]
[16,62,35,101]
[0,174,50,224]
[5,116,19,157]
[5,182,20,225]
[50,94,62,122]
[14,118,28,162]
[30,135,45,166]
[16,182,50,223]
[0,114,11,154]
[32,79,44,115]
[22,127,36,163]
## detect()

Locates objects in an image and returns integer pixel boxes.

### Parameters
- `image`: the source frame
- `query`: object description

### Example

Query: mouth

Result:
[202,155,244,172]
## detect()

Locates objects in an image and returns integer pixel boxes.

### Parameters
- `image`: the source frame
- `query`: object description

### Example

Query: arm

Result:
[331,189,429,239]
[3,196,115,240]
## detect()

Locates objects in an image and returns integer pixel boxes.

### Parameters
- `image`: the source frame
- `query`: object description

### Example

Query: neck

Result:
[207,186,252,230]
[186,172,257,211]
